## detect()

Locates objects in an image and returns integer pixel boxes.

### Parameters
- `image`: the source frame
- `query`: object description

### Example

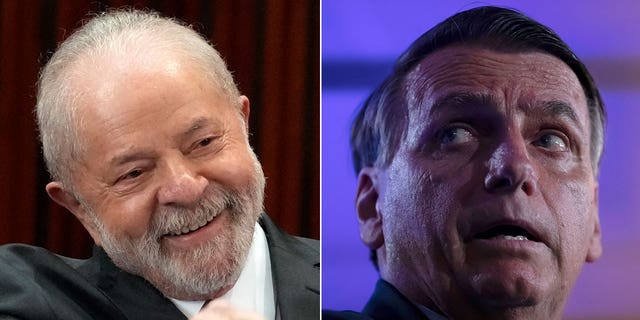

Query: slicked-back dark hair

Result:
[350,6,606,270]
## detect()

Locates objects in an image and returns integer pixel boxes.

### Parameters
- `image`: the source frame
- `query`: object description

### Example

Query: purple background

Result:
[322,1,640,318]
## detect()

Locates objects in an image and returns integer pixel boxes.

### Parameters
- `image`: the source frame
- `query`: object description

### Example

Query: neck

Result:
[438,295,564,320]
[462,304,562,320]
[387,277,565,320]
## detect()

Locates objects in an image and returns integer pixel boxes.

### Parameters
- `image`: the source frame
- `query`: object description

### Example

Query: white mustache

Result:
[148,187,242,240]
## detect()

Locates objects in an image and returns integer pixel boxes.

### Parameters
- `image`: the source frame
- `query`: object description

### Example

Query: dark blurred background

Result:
[0,0,319,259]
[322,1,640,319]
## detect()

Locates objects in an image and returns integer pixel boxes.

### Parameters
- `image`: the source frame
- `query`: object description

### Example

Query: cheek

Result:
[219,163,255,192]
[405,157,478,232]
[542,170,596,262]
[561,180,595,241]
[545,166,595,222]
[204,147,257,191]
[382,160,464,258]
[97,191,157,239]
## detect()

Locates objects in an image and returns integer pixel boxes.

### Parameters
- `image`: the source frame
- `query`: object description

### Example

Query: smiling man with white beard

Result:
[0,9,318,320]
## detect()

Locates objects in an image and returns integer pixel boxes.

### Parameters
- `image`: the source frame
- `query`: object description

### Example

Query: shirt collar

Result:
[416,304,448,320]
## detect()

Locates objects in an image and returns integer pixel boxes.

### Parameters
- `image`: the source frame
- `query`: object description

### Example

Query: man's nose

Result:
[157,158,208,207]
[484,136,538,196]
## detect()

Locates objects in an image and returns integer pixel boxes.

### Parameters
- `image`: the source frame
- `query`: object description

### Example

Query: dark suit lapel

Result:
[260,214,320,320]
[82,247,188,320]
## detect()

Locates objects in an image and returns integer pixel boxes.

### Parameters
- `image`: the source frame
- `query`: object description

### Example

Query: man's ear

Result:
[45,181,102,245]
[238,95,250,134]
[356,167,384,250]
[586,183,602,263]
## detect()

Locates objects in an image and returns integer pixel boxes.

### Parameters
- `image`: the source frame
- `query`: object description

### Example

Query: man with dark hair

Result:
[325,6,605,320]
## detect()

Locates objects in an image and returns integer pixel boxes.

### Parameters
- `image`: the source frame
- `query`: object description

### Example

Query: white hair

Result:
[36,9,241,187]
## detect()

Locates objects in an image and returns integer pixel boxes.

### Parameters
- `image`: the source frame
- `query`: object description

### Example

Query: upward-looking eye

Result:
[533,132,568,151]
[438,125,476,146]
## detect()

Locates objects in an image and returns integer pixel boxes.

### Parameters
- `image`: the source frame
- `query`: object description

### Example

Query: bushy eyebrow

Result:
[181,117,211,138]
[537,100,581,129]
[429,92,497,116]
[109,150,155,167]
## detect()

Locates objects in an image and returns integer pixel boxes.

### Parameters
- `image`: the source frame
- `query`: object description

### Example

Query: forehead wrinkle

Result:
[402,46,588,127]
[404,46,582,102]
[402,49,514,129]
[407,49,524,95]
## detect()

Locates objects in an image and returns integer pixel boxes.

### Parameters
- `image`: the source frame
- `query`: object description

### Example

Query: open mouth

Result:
[474,225,539,242]
[166,210,220,237]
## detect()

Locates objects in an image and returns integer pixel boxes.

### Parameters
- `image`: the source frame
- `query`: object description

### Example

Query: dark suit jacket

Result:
[323,279,436,320]
[0,214,319,320]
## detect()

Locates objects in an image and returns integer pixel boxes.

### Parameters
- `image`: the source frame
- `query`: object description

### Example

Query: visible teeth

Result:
[499,235,528,241]
[168,210,220,236]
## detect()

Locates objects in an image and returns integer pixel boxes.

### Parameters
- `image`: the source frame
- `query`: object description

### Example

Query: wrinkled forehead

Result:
[400,46,589,134]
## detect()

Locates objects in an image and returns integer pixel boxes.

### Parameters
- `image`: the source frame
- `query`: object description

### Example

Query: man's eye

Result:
[194,137,218,150]
[121,169,143,181]
[188,136,220,156]
[533,133,567,151]
[198,137,213,147]
[438,126,475,145]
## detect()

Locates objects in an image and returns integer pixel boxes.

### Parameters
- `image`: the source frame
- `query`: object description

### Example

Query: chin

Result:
[465,262,551,309]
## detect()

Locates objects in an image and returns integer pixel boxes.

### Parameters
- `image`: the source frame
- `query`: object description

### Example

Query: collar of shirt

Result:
[169,222,275,319]
[416,304,448,320]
